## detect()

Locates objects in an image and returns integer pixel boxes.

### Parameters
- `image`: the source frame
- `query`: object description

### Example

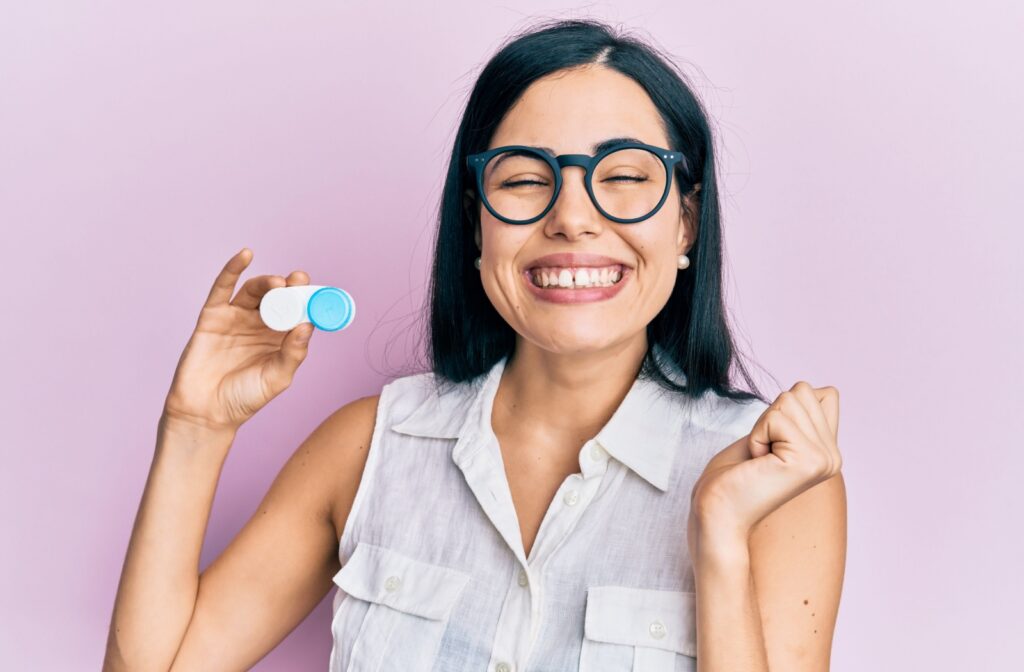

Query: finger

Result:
[789,382,841,474]
[789,382,834,447]
[746,433,831,516]
[771,390,822,451]
[815,386,840,438]
[263,322,314,394]
[285,270,310,286]
[204,248,253,308]
[231,274,287,310]
[747,405,815,464]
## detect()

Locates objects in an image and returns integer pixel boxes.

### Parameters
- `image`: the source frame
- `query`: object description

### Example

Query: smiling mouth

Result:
[526,264,626,289]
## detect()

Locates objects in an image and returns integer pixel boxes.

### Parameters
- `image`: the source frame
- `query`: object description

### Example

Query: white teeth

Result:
[529,265,625,289]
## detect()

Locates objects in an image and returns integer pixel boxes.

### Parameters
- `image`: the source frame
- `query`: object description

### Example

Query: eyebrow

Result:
[486,137,649,174]
[532,136,647,156]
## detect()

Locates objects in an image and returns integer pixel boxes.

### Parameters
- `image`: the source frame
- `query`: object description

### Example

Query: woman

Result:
[105,18,846,672]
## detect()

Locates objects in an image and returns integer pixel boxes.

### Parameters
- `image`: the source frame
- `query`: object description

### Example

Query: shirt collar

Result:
[390,344,690,492]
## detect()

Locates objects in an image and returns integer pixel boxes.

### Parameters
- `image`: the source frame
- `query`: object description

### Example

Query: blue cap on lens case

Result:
[307,286,355,332]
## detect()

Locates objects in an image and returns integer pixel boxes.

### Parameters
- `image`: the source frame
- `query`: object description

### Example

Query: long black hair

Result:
[423,18,768,404]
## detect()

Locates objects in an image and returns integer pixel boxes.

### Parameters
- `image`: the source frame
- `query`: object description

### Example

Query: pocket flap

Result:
[584,585,696,656]
[332,542,470,621]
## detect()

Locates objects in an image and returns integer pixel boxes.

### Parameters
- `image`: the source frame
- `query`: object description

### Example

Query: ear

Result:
[678,182,701,255]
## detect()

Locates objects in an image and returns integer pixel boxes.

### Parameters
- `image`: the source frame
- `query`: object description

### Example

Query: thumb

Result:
[266,323,314,390]
[293,322,314,345]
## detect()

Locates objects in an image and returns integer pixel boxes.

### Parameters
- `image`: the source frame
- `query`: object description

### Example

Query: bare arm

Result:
[104,395,377,672]
[692,521,770,671]
[103,417,238,671]
[748,472,846,669]
[690,384,846,670]
[167,394,378,671]
[692,472,846,671]
[102,248,375,671]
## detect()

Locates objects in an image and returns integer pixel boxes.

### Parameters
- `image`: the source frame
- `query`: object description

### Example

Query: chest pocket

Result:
[330,541,470,672]
[579,585,697,671]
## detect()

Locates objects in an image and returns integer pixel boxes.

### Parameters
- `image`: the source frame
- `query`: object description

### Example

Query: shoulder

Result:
[727,396,771,438]
[289,392,378,545]
[378,369,446,420]
[687,390,771,440]
[309,394,381,519]
[674,392,771,476]
[315,369,440,456]
[321,393,382,446]
[315,370,444,532]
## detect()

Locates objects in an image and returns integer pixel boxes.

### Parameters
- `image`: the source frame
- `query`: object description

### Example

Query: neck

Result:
[491,336,648,445]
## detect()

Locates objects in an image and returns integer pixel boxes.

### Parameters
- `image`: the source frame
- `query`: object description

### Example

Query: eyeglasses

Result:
[465,141,689,225]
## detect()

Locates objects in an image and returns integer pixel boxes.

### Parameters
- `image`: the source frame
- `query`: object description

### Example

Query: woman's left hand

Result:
[688,382,842,553]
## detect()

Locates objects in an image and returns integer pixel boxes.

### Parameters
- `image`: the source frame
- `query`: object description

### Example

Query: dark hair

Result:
[423,18,768,405]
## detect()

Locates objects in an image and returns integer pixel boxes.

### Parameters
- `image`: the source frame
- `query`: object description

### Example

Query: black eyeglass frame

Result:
[465,141,690,225]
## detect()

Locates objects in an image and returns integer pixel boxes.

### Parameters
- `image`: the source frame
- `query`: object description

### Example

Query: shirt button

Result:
[589,443,607,460]
[563,489,579,506]
[649,620,666,639]
[384,575,402,592]
[495,663,513,672]
[517,569,529,587]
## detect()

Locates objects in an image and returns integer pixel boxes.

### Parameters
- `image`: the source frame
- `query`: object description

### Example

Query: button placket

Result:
[577,439,611,481]
[490,442,611,671]
[485,562,532,672]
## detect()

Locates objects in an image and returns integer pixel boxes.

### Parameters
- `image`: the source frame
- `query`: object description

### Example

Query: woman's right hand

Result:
[161,248,316,433]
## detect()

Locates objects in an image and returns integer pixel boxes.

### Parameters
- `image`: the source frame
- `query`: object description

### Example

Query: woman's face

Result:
[469,64,699,356]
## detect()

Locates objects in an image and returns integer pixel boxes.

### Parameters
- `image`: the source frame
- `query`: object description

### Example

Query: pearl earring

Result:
[474,256,481,270]
[677,254,690,270]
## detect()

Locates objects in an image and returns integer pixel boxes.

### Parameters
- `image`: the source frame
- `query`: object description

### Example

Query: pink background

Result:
[2,1,1021,669]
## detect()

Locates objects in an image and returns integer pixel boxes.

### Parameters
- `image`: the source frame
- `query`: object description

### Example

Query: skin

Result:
[103,254,379,671]
[472,64,846,669]
[467,64,701,561]
[103,64,846,672]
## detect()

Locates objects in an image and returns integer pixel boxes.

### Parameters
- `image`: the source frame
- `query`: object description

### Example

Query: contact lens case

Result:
[259,285,356,332]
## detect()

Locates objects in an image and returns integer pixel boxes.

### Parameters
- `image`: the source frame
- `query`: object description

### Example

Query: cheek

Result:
[631,229,678,274]
[635,260,678,309]
[480,223,533,286]
[633,235,683,303]
[477,229,529,306]
[481,219,529,252]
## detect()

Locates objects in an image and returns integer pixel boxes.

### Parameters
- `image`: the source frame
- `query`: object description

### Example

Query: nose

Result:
[543,166,605,241]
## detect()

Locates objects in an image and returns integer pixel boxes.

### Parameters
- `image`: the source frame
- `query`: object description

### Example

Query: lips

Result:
[521,264,632,304]
[524,252,633,271]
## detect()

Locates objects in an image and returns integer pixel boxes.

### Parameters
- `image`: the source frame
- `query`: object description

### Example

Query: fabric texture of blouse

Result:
[329,344,769,672]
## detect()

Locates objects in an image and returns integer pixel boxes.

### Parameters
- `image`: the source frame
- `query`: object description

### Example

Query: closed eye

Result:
[501,179,549,188]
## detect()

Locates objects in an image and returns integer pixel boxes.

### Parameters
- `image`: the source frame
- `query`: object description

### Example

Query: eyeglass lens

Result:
[481,148,668,222]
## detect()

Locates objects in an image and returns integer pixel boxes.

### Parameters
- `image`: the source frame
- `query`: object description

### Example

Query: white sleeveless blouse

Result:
[329,346,769,672]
